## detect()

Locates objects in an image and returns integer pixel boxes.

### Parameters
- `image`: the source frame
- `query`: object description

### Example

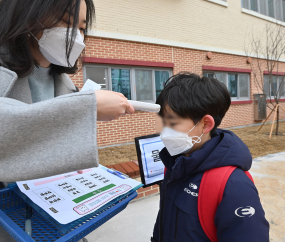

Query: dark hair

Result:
[0,0,95,78]
[156,72,231,136]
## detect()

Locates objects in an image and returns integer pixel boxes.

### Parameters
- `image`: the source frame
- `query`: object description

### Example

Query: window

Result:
[283,0,285,21]
[135,70,153,101]
[85,66,108,90]
[83,65,172,102]
[242,0,285,21]
[111,69,131,99]
[203,72,250,99]
[155,71,170,99]
[263,75,285,98]
[251,0,258,11]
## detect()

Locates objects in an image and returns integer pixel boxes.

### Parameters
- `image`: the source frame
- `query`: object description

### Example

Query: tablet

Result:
[135,134,165,188]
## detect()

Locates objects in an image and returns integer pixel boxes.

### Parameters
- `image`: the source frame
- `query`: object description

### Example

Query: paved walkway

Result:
[86,194,160,242]
[251,152,285,242]
[87,152,285,242]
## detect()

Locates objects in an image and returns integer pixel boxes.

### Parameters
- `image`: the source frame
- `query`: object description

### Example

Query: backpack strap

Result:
[245,171,254,183]
[198,166,254,242]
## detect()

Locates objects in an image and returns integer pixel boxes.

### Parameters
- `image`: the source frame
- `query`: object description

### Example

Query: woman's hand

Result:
[95,90,135,121]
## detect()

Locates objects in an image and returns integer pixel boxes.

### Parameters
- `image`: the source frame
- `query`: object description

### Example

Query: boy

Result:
[151,72,269,242]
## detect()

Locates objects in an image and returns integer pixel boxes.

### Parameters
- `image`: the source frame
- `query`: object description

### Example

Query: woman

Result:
[0,0,134,241]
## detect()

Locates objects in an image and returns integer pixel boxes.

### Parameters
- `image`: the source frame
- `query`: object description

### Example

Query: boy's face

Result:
[162,105,202,137]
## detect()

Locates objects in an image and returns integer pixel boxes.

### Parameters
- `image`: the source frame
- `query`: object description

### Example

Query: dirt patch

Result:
[98,145,138,166]
[98,121,285,166]
[230,121,285,159]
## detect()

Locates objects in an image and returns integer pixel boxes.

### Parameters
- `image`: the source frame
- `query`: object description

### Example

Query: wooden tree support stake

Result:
[258,108,275,132]
[258,104,285,138]
[269,104,278,138]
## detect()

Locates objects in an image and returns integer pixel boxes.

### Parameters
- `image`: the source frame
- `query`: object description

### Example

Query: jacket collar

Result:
[54,72,77,96]
[0,66,18,97]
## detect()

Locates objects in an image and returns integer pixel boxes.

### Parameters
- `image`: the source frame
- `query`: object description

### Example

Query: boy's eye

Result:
[170,123,177,127]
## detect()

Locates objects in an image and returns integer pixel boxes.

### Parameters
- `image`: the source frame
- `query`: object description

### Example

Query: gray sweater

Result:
[28,65,55,103]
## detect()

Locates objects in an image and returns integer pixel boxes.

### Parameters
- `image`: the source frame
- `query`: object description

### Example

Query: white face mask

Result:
[160,122,204,156]
[31,27,86,67]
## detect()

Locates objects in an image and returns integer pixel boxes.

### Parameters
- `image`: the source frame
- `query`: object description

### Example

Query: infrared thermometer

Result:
[128,100,160,113]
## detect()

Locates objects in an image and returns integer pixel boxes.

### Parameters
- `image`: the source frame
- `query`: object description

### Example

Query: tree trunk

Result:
[276,105,279,135]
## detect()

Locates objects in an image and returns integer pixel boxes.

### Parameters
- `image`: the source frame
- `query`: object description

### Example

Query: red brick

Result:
[112,164,127,175]
[126,161,140,176]
[120,162,136,177]
[152,184,159,189]
[137,186,152,193]
[145,188,159,197]
[134,192,145,200]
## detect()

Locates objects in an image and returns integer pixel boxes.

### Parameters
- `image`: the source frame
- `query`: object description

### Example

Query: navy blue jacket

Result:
[151,129,269,242]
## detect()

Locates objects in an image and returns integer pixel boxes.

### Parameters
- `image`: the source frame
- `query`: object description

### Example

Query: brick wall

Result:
[70,36,285,147]
[97,112,156,147]
[135,184,160,200]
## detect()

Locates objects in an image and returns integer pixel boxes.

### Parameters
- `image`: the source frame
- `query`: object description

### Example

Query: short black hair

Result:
[156,72,231,136]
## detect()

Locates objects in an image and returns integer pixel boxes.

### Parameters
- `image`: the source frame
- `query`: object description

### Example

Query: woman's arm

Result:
[0,90,99,182]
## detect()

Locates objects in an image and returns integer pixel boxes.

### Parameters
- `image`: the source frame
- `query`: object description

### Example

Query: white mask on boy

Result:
[31,27,85,67]
[160,122,204,156]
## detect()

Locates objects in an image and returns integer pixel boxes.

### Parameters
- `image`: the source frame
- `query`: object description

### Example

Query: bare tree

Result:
[245,23,285,135]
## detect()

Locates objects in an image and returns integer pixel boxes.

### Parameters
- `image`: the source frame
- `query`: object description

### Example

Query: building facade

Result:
[71,0,285,147]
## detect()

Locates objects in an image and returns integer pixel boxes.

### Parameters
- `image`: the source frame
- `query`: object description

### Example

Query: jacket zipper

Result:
[159,171,171,242]
[174,208,178,240]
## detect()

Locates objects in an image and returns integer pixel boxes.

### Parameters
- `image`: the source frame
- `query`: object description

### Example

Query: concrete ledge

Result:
[231,100,253,105]
[205,0,228,7]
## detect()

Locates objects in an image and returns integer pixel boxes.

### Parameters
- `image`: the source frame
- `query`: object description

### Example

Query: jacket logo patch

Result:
[235,206,255,217]
[189,183,198,190]
[184,183,198,197]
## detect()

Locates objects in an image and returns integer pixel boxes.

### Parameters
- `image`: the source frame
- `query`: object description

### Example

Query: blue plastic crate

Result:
[8,182,143,234]
[0,187,137,242]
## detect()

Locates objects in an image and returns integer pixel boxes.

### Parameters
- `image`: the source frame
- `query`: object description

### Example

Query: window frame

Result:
[203,71,251,100]
[83,64,173,103]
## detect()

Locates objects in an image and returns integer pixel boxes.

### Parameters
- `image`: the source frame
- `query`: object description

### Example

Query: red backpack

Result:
[164,166,254,242]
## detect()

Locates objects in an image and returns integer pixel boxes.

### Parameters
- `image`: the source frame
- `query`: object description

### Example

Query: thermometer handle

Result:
[128,100,161,113]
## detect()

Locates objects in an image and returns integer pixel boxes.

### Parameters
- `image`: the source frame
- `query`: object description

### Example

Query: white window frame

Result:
[203,71,251,100]
[241,0,285,23]
[83,64,173,103]
[263,75,285,98]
